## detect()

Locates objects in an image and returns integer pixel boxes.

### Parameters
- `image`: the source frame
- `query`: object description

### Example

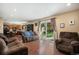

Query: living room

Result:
[0,3,79,55]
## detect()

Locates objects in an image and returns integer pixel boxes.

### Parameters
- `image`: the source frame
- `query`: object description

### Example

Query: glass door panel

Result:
[40,20,54,40]
[40,21,47,39]
[47,22,54,39]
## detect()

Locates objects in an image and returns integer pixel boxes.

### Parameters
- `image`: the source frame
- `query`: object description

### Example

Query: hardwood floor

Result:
[24,39,64,55]
[25,40,39,55]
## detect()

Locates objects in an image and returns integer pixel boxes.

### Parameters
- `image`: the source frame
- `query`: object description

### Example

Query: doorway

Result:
[27,24,34,31]
[39,20,54,40]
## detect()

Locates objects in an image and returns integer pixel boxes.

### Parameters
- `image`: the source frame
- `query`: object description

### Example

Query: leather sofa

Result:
[0,33,28,55]
[55,32,79,54]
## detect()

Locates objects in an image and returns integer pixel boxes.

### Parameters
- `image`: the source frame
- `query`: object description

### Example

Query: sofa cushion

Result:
[71,41,79,45]
[61,38,72,45]
[60,32,71,39]
[60,32,79,40]
[57,44,73,53]
[0,38,8,54]
[0,33,8,44]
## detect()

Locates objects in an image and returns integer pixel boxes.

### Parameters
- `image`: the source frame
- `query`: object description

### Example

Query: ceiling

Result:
[0,3,79,21]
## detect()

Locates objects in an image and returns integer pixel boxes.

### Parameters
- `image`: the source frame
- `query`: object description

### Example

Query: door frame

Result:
[39,20,54,40]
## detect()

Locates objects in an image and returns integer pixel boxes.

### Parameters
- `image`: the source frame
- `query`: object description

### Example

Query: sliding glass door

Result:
[47,22,54,39]
[40,21,47,39]
[40,20,54,40]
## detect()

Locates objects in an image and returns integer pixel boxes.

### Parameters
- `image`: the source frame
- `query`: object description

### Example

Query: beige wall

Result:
[25,10,79,39]
[55,10,79,38]
[0,18,3,33]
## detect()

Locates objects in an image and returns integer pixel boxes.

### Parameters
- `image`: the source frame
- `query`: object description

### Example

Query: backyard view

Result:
[40,21,54,39]
[47,23,53,37]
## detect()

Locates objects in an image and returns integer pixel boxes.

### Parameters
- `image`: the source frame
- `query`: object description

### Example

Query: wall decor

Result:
[60,23,65,28]
[69,19,75,25]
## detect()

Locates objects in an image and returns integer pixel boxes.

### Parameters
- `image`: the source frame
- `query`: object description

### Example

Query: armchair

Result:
[55,32,79,54]
[0,33,28,55]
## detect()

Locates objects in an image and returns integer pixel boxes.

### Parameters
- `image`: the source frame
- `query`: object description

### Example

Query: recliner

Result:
[55,32,79,54]
[0,33,28,55]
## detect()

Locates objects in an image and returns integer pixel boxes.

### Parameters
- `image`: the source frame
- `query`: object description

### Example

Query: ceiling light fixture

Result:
[14,8,16,12]
[67,3,71,6]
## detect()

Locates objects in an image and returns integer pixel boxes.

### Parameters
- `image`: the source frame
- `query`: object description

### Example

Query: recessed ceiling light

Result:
[14,9,16,12]
[67,3,71,6]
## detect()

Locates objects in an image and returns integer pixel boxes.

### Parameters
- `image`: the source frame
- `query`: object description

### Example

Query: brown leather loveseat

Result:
[0,33,28,55]
[55,32,79,54]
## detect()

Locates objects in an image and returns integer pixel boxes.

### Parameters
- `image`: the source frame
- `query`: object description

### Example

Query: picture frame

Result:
[69,19,75,25]
[60,23,65,28]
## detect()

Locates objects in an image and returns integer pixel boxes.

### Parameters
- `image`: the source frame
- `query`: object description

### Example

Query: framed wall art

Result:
[69,19,75,25]
[60,23,65,28]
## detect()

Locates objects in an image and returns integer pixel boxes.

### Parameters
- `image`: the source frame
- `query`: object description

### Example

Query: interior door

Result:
[27,24,34,31]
